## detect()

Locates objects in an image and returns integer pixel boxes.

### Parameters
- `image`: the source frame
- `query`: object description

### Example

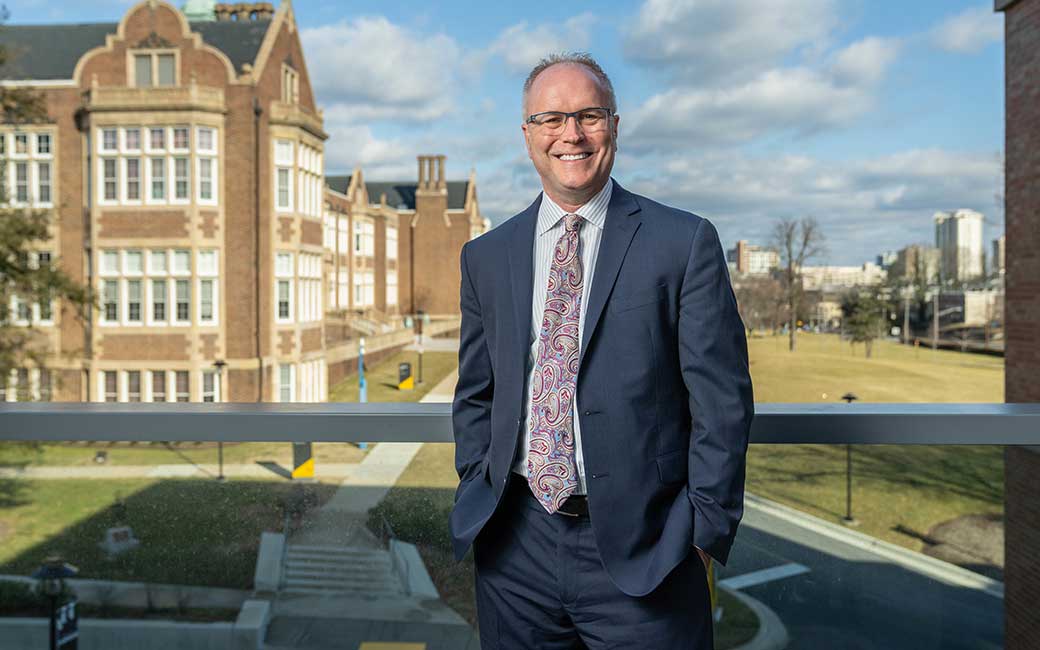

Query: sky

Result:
[6,0,1006,265]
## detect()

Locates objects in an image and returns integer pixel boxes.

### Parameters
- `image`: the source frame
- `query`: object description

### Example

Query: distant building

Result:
[799,263,886,291]
[876,250,898,269]
[934,209,984,282]
[889,245,941,285]
[992,234,1006,277]
[726,240,779,275]
[325,155,485,319]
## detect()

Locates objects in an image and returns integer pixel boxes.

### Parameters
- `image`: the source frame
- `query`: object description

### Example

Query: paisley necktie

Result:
[527,213,584,513]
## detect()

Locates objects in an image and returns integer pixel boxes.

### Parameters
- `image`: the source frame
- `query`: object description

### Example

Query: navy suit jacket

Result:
[450,182,754,597]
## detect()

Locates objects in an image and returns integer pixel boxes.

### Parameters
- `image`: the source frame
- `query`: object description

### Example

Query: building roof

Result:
[325,175,470,211]
[0,19,270,81]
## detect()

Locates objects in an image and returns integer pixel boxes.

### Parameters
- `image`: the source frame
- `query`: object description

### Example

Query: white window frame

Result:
[122,157,142,203]
[98,157,119,205]
[100,279,120,325]
[197,249,219,326]
[196,156,217,205]
[275,252,295,324]
[147,156,167,203]
[148,278,169,326]
[274,140,294,213]
[278,363,296,402]
[171,126,190,153]
[122,127,141,153]
[172,156,191,204]
[35,161,52,207]
[201,370,219,402]
[387,225,398,261]
[174,278,192,325]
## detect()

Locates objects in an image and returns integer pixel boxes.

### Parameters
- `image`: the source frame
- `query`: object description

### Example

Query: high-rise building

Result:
[993,234,1006,277]
[889,244,941,285]
[726,240,779,275]
[934,209,984,282]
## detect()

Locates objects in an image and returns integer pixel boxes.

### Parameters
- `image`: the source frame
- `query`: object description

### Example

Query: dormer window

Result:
[133,52,176,87]
[282,65,299,104]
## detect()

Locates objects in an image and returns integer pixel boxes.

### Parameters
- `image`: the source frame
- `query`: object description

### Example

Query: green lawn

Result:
[0,441,364,469]
[0,477,335,589]
[745,333,1004,550]
[328,350,458,403]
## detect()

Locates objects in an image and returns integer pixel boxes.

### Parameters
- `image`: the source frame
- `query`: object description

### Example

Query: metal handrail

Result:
[379,513,412,597]
[1,403,1039,445]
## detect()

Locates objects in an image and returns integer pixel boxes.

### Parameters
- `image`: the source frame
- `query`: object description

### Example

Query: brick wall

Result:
[1001,0,1040,647]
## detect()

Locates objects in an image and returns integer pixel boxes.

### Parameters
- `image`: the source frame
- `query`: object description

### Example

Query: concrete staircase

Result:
[282,543,406,598]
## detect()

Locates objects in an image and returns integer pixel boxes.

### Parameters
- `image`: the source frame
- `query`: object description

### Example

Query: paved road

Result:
[718,502,1002,650]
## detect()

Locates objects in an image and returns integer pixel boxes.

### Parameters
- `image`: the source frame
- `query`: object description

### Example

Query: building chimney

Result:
[213,2,272,21]
[417,155,428,190]
[437,155,446,190]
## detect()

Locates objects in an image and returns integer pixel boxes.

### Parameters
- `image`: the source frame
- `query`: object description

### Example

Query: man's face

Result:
[522,64,619,208]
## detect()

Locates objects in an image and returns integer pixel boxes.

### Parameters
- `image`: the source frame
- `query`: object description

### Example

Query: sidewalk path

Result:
[292,366,459,548]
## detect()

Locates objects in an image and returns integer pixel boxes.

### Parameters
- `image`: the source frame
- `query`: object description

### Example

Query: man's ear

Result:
[521,123,533,157]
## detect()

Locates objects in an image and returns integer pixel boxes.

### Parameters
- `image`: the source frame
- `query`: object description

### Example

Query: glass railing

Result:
[0,403,1035,649]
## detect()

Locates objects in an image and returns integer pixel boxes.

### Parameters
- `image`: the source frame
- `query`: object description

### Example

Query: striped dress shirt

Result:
[511,178,614,495]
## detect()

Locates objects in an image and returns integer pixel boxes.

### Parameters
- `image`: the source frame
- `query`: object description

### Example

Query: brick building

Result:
[996,2,1040,648]
[0,0,485,404]
[326,155,485,320]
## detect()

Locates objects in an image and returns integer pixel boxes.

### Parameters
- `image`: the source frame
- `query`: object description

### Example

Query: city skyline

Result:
[2,0,1006,265]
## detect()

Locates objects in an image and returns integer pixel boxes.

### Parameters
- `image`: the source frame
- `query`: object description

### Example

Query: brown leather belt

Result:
[556,494,589,517]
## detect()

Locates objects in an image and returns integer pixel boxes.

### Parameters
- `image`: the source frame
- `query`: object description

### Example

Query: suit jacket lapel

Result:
[579,183,642,373]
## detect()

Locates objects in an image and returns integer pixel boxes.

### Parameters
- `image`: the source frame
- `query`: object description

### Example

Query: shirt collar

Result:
[536,178,613,236]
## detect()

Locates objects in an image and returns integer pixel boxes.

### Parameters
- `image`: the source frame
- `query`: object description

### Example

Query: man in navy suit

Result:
[450,52,754,648]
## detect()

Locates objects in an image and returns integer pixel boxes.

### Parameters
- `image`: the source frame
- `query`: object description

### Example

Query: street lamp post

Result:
[32,556,78,650]
[416,309,425,384]
[841,392,859,526]
[213,359,227,482]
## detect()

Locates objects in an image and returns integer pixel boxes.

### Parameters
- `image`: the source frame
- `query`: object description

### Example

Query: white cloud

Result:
[623,0,838,84]
[301,17,464,123]
[930,5,1003,54]
[488,14,595,74]
[322,122,413,177]
[623,37,900,150]
[612,147,1000,264]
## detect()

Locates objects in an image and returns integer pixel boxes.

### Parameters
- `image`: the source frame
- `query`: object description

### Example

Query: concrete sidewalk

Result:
[291,367,458,548]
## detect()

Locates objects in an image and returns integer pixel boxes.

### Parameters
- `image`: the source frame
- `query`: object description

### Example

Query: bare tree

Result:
[771,217,825,352]
[733,274,783,335]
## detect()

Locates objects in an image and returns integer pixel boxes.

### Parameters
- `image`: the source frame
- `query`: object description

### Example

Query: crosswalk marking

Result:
[717,562,810,590]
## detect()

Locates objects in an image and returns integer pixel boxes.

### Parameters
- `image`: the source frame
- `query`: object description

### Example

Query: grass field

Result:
[0,441,364,468]
[328,350,459,403]
[0,477,336,589]
[744,332,1004,551]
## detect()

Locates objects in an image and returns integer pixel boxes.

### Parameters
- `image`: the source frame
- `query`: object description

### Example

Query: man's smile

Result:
[554,152,592,161]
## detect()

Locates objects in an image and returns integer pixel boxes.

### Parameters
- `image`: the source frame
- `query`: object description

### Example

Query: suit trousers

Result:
[473,475,714,649]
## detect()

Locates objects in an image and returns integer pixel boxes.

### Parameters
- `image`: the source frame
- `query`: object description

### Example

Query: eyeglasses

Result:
[525,107,613,135]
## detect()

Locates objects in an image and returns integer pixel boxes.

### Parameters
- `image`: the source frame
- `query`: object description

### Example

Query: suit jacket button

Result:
[583,410,591,416]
